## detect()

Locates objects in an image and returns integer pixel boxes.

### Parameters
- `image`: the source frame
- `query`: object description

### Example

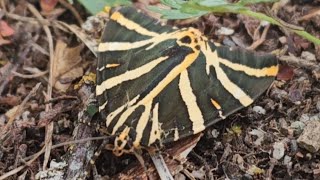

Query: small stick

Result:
[12,70,48,79]
[58,0,84,25]
[150,151,174,180]
[26,2,55,170]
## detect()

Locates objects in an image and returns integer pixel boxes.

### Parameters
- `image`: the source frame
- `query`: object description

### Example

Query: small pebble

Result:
[297,120,320,152]
[301,51,316,61]
[306,153,312,160]
[252,106,266,115]
[175,173,186,180]
[279,36,287,44]
[290,121,305,135]
[299,114,310,123]
[283,155,292,166]
[217,27,234,36]
[192,168,205,179]
[273,142,285,160]
[211,129,219,138]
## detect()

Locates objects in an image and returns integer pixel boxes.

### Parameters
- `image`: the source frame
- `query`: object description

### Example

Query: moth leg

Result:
[112,126,136,156]
[83,138,111,179]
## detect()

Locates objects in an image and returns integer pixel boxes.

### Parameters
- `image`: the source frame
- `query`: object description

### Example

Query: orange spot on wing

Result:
[111,12,122,20]
[265,65,279,76]
[106,63,120,68]
[118,126,130,141]
[210,99,221,110]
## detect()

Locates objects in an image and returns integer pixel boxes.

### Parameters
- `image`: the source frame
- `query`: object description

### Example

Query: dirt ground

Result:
[0,0,320,179]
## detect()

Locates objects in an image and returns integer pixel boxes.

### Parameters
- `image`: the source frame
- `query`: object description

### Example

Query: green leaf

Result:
[237,0,278,6]
[160,0,185,9]
[197,0,230,6]
[148,6,207,19]
[149,0,320,45]
[77,0,131,14]
[180,5,207,14]
[179,2,247,14]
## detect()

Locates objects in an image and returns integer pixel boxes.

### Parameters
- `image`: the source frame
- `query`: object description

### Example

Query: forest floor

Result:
[0,0,320,179]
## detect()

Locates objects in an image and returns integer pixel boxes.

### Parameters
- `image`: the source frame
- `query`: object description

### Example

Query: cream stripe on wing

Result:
[110,103,138,135]
[179,70,205,134]
[106,95,140,126]
[174,127,179,141]
[98,100,108,112]
[218,58,278,77]
[216,65,253,106]
[148,103,160,145]
[203,43,253,106]
[109,50,200,137]
[98,40,152,52]
[98,31,176,52]
[105,30,202,144]
[133,101,153,147]
[111,12,160,37]
[96,56,168,96]
[107,47,200,137]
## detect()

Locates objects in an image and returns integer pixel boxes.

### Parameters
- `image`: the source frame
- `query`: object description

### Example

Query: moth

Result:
[96,7,278,155]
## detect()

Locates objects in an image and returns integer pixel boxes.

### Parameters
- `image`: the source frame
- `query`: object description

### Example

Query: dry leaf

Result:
[0,20,15,37]
[40,0,59,12]
[0,95,21,106]
[5,105,19,120]
[52,40,84,92]
[0,38,11,46]
[277,64,294,81]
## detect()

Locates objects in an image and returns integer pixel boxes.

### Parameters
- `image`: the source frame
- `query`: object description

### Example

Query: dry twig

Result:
[279,54,318,70]
[247,24,270,50]
[12,70,48,79]
[26,2,55,170]
[58,0,84,25]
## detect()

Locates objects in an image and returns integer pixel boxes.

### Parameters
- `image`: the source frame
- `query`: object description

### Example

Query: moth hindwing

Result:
[96,7,278,153]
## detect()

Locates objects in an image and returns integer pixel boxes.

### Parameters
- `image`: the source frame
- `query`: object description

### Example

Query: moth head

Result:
[177,28,207,51]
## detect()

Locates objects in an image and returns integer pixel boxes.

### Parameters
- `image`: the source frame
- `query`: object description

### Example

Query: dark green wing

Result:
[96,7,278,149]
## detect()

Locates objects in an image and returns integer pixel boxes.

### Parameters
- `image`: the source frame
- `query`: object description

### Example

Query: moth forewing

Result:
[96,7,278,152]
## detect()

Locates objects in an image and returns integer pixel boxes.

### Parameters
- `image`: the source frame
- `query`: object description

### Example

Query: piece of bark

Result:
[65,84,97,179]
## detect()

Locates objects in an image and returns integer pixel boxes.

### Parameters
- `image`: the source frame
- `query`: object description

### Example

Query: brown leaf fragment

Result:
[52,40,84,92]
[277,65,294,81]
[0,95,21,106]
[40,0,59,12]
[0,20,15,37]
[293,35,311,52]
